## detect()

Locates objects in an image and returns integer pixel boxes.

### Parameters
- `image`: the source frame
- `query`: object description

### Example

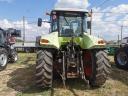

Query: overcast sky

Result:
[0,0,128,41]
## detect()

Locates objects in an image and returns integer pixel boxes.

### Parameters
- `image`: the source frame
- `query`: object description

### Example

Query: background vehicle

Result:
[114,37,128,69]
[14,42,36,53]
[0,28,21,71]
[36,8,111,88]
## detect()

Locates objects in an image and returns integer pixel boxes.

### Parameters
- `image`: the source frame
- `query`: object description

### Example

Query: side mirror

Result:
[38,18,42,27]
[87,21,91,29]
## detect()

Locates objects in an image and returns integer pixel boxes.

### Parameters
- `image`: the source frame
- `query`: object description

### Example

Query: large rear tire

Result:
[114,48,128,69]
[0,48,8,71]
[36,50,53,88]
[89,50,110,87]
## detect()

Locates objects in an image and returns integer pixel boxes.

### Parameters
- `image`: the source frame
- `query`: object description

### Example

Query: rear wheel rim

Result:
[117,52,127,66]
[0,54,7,66]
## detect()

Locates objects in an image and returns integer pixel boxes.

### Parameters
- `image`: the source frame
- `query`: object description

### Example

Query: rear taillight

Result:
[40,39,49,43]
[98,40,105,44]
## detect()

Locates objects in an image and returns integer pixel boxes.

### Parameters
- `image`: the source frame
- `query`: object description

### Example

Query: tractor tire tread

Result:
[89,50,110,87]
[36,50,53,88]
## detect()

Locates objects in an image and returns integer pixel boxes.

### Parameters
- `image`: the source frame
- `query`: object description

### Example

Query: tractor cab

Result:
[0,29,5,45]
[0,28,21,45]
[51,9,90,37]
[38,9,91,37]
[6,28,21,45]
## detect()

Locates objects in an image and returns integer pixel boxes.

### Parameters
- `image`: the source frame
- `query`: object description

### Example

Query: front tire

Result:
[36,50,53,88]
[0,48,8,71]
[9,49,18,63]
[89,50,111,87]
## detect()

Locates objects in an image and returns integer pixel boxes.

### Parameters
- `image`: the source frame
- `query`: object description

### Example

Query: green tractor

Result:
[36,8,111,88]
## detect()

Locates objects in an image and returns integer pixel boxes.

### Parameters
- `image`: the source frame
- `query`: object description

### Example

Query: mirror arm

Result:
[42,21,51,23]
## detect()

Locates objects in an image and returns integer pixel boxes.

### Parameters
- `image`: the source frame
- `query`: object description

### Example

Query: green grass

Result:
[0,54,128,96]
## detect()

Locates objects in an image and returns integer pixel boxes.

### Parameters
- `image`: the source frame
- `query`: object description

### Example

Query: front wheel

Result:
[9,49,18,63]
[0,48,8,71]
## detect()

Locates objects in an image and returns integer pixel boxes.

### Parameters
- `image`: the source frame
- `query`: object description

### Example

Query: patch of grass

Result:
[0,53,128,96]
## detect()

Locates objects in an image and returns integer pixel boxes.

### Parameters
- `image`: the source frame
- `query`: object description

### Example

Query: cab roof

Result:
[53,8,88,13]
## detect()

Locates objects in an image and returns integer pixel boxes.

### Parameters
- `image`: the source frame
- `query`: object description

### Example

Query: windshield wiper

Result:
[64,16,70,26]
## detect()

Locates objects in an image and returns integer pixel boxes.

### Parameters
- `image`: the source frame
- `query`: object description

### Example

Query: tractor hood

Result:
[40,32,106,49]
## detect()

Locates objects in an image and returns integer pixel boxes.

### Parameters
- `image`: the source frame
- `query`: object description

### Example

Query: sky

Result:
[0,0,128,41]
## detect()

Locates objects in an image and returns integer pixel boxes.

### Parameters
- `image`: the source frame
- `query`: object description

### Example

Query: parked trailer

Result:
[14,42,37,53]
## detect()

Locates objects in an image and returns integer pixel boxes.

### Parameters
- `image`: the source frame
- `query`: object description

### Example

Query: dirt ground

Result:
[0,53,128,96]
